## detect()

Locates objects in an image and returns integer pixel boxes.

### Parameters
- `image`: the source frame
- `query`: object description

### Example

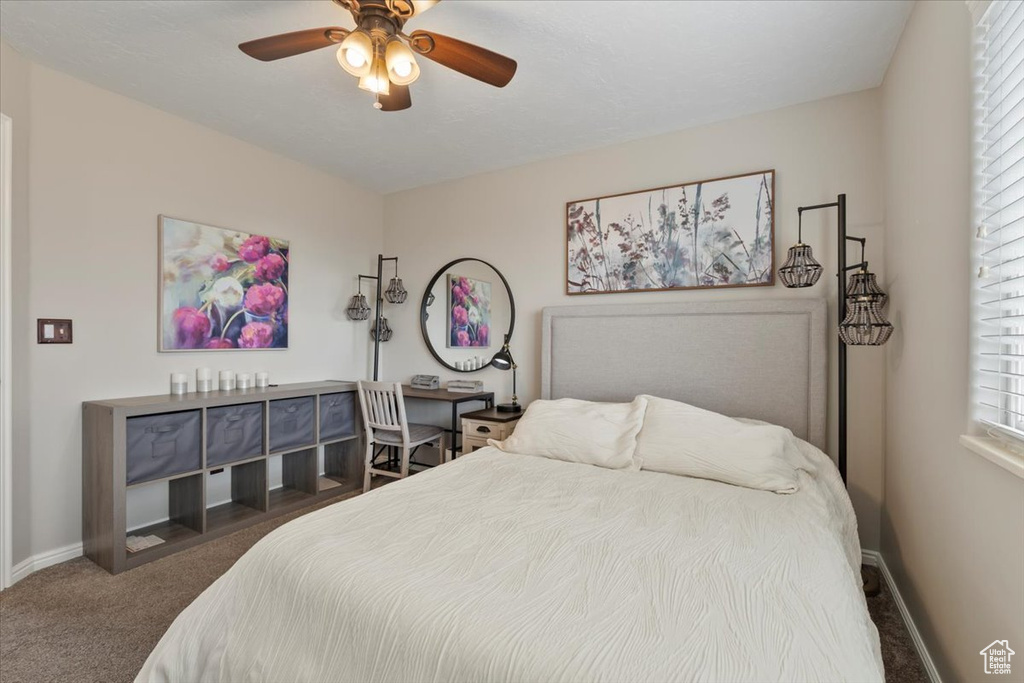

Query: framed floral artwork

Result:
[566,169,774,294]
[158,216,289,351]
[447,274,491,348]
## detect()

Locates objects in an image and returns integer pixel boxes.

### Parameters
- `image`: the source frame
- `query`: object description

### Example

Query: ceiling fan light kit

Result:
[239,0,517,112]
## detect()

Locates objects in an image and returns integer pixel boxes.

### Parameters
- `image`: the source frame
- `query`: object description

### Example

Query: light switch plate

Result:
[37,318,73,344]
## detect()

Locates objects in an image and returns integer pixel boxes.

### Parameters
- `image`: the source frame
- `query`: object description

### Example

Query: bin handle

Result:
[146,425,179,434]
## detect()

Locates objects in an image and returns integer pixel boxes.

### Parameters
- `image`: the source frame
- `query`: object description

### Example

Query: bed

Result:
[136,300,884,683]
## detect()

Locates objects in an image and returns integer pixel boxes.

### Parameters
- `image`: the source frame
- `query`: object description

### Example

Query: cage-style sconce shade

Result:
[384,277,408,304]
[779,244,824,288]
[845,270,888,308]
[346,293,371,321]
[838,297,893,346]
[370,317,393,342]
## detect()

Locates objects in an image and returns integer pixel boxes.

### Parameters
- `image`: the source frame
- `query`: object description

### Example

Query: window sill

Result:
[960,435,1024,479]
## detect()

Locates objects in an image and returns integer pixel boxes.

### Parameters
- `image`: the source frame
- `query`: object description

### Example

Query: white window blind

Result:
[975,0,1024,440]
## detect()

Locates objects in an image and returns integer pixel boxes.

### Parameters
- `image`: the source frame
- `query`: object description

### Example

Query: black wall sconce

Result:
[346,254,407,380]
[779,194,892,485]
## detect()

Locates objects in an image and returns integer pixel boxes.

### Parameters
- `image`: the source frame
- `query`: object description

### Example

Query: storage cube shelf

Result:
[205,459,267,534]
[268,448,318,511]
[84,381,362,574]
[124,473,203,568]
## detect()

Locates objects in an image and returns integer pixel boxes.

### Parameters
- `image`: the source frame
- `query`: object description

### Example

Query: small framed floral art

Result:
[566,169,774,295]
[158,216,289,351]
[447,274,491,348]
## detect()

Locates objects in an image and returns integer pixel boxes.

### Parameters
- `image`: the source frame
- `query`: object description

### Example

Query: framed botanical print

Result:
[566,169,774,294]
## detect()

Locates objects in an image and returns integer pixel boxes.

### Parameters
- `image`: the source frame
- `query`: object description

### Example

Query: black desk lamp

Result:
[490,335,521,413]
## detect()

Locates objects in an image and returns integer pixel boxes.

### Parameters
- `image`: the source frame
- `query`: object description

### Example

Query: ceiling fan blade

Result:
[408,30,516,87]
[379,84,412,111]
[239,27,348,62]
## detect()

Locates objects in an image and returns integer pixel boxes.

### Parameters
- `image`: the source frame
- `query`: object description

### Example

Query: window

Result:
[975,0,1024,442]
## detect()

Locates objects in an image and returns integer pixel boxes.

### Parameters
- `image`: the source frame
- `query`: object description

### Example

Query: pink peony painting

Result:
[447,274,491,348]
[159,216,289,351]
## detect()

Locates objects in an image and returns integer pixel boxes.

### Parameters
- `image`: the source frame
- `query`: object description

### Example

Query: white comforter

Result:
[137,446,884,683]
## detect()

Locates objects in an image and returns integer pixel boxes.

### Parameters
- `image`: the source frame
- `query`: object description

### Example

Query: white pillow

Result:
[488,397,647,470]
[635,395,804,493]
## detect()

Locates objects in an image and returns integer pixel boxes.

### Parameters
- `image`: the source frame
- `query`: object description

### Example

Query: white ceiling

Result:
[0,0,912,194]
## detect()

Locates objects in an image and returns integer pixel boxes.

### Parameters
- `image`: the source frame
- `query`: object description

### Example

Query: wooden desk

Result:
[401,386,495,455]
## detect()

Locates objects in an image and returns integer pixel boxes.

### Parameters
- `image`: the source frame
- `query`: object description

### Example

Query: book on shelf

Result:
[126,534,165,553]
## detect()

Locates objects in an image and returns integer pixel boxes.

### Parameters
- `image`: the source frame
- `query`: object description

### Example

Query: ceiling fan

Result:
[238,0,517,112]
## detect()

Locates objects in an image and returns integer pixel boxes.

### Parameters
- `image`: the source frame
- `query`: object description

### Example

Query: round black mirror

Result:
[420,258,515,373]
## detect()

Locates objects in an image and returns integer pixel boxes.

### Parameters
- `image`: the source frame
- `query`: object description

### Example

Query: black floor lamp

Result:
[778,194,893,486]
[345,254,407,380]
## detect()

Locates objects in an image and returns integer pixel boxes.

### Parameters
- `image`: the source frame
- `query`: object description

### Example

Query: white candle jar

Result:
[196,368,213,393]
[170,373,188,396]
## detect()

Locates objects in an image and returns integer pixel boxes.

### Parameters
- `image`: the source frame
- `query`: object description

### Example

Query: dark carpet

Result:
[1,500,928,683]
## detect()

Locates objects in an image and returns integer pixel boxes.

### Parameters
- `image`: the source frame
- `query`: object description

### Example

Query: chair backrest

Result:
[356,381,410,445]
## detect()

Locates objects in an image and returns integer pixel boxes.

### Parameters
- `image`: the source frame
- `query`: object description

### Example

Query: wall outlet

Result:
[37,318,73,344]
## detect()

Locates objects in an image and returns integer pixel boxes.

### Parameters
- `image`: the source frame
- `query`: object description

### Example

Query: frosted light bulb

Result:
[358,73,390,96]
[394,60,412,78]
[345,50,366,68]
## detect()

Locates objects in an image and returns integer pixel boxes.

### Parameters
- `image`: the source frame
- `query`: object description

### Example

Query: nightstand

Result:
[460,407,523,454]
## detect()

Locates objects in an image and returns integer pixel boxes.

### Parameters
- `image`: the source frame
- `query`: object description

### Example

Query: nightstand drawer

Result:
[462,418,514,442]
[462,435,490,454]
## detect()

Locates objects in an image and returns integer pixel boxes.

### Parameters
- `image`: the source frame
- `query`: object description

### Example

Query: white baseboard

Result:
[862,549,942,683]
[8,542,83,587]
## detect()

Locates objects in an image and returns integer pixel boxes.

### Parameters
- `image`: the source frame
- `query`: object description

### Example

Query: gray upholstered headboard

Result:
[541,299,827,450]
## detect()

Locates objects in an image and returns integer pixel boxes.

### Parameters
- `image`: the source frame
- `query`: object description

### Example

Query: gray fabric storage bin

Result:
[319,392,356,441]
[126,410,202,485]
[207,403,264,466]
[269,397,315,452]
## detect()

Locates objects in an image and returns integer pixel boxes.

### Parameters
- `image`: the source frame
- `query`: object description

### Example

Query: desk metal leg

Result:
[451,402,459,458]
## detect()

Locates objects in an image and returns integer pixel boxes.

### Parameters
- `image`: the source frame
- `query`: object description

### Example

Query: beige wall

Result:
[881,2,1024,681]
[0,41,33,564]
[384,89,887,551]
[2,47,383,566]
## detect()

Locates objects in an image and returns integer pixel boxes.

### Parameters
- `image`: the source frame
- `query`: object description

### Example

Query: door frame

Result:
[0,113,13,589]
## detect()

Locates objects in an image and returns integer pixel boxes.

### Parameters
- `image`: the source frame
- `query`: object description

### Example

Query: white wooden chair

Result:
[357,381,447,492]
